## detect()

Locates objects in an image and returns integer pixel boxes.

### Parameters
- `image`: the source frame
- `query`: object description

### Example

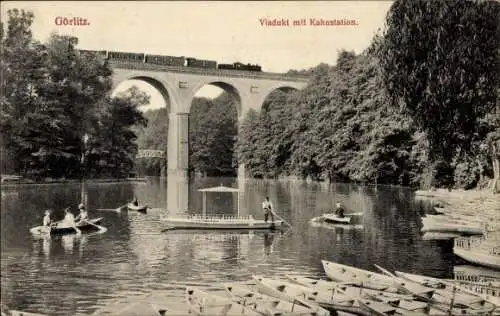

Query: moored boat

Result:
[321,260,435,300]
[448,279,500,306]
[454,265,500,284]
[421,217,485,235]
[29,217,103,235]
[161,185,287,230]
[224,283,319,315]
[251,276,332,316]
[127,203,148,213]
[454,237,500,270]
[320,213,352,224]
[186,287,261,315]
[285,275,430,314]
[393,270,496,311]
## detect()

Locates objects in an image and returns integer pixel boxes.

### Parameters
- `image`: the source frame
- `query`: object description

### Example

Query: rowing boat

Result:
[285,275,430,314]
[251,276,331,316]
[394,270,496,311]
[321,260,435,300]
[448,279,500,306]
[29,217,103,235]
[374,265,499,315]
[420,217,485,235]
[224,283,319,315]
[454,237,500,270]
[320,214,352,224]
[185,287,261,315]
[127,203,148,213]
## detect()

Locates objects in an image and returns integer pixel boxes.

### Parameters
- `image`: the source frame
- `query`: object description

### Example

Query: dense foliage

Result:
[236,53,425,186]
[376,0,500,189]
[0,9,147,179]
[189,93,237,176]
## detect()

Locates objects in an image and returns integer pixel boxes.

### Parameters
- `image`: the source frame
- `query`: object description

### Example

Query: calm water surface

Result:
[1,177,461,315]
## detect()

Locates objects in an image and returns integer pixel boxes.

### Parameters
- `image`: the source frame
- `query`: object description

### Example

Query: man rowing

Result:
[62,207,81,234]
[75,203,88,224]
[43,210,52,227]
[131,196,139,207]
[335,202,345,218]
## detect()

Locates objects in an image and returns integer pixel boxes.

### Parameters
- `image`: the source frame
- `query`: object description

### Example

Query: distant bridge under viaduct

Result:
[107,52,310,177]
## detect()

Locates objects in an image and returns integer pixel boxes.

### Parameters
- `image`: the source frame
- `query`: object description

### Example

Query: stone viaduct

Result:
[106,53,310,177]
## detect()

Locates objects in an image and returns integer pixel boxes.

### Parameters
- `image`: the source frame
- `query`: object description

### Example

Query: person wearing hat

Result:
[75,203,88,224]
[43,210,52,228]
[63,207,81,234]
[334,202,345,218]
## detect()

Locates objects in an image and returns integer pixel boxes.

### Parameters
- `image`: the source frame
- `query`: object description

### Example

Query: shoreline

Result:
[414,188,500,221]
[0,177,148,187]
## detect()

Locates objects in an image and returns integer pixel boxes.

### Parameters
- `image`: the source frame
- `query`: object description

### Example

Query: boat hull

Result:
[420,220,484,235]
[162,217,284,230]
[128,203,148,213]
[321,214,352,224]
[454,248,500,270]
[30,217,103,235]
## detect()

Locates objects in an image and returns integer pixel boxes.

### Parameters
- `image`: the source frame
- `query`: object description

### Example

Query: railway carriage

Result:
[107,51,145,63]
[144,54,186,67]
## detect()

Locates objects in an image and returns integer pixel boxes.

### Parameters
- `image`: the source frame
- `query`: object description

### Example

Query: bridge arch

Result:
[260,84,300,113]
[111,71,183,113]
[188,81,242,116]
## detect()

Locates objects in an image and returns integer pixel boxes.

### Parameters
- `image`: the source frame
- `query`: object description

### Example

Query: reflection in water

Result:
[61,234,75,253]
[263,232,274,255]
[2,178,460,315]
[42,236,51,258]
[166,175,189,216]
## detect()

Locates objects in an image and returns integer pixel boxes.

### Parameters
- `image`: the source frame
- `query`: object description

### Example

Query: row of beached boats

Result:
[97,260,499,316]
[183,260,500,316]
[419,206,500,271]
[12,259,498,315]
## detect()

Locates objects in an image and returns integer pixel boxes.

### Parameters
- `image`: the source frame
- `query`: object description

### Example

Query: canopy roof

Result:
[198,185,240,193]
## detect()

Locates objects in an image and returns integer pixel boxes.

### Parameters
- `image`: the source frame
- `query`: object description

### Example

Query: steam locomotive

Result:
[80,50,262,72]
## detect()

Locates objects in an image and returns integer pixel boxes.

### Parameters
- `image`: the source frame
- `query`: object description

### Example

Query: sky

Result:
[1,1,393,110]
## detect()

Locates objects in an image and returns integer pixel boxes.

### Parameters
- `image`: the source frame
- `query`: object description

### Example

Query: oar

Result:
[73,225,82,235]
[83,220,107,232]
[270,209,292,229]
[116,203,128,212]
[96,204,128,212]
[374,264,397,278]
[345,212,363,216]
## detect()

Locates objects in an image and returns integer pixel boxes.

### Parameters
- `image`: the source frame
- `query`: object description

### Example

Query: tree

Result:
[0,9,47,175]
[377,0,500,187]
[189,93,237,176]
[86,87,148,178]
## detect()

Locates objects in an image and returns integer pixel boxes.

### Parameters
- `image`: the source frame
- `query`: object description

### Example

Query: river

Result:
[1,177,465,315]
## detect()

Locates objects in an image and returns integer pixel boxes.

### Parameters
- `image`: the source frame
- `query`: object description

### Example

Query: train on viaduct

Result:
[79,50,263,72]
